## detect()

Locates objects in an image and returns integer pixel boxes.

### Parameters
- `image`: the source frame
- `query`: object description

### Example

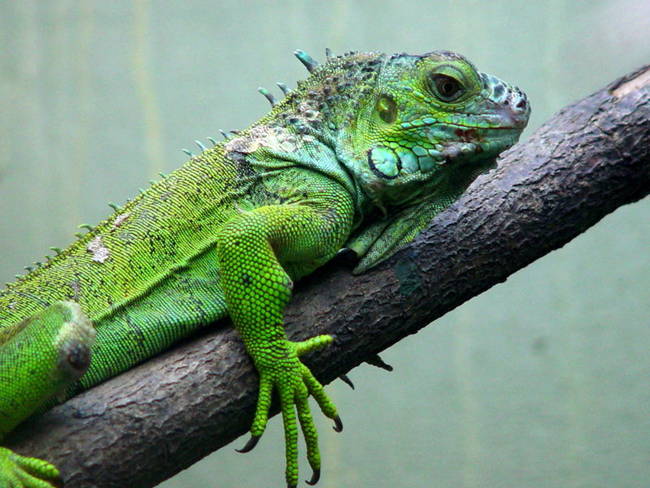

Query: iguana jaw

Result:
[401,121,524,165]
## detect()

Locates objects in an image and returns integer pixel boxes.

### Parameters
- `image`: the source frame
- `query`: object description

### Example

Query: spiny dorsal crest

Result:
[261,48,387,133]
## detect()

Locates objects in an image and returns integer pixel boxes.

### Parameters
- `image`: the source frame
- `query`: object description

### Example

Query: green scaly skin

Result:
[0,50,529,487]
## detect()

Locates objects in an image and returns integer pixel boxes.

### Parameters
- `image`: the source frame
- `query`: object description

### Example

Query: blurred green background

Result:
[1,1,648,487]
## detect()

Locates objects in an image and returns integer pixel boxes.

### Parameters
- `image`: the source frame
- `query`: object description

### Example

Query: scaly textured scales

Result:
[0,49,529,487]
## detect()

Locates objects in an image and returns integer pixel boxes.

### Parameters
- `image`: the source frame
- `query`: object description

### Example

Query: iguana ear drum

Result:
[376,94,397,123]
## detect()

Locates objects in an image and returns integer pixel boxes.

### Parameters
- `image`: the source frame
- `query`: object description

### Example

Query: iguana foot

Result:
[238,334,340,487]
[0,447,62,488]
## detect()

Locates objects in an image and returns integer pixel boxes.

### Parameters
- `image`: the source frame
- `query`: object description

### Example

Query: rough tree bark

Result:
[6,66,650,488]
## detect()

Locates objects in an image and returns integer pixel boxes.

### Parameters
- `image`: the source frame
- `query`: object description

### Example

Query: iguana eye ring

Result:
[430,73,465,102]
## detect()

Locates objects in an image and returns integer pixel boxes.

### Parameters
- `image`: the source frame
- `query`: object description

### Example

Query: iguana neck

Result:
[222,119,372,233]
[220,53,388,229]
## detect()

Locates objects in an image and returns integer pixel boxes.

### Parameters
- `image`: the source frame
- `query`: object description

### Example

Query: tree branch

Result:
[7,66,650,488]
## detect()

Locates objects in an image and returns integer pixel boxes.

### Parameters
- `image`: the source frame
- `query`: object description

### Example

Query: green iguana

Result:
[0,49,529,487]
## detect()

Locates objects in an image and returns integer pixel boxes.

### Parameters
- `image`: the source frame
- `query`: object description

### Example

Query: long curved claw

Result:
[339,374,355,389]
[365,353,394,372]
[305,467,321,486]
[235,435,261,453]
[332,415,343,433]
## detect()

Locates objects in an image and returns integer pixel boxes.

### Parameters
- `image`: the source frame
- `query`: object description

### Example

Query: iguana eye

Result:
[376,94,397,123]
[430,74,465,102]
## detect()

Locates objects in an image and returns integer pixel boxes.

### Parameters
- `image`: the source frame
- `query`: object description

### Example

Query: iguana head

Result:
[329,50,530,210]
[258,49,529,213]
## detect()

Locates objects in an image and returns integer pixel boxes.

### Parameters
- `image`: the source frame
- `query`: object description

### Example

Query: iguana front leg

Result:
[216,196,353,487]
[0,302,95,488]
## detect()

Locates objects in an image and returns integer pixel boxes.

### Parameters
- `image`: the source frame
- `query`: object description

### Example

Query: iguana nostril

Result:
[516,98,527,110]
[492,83,505,98]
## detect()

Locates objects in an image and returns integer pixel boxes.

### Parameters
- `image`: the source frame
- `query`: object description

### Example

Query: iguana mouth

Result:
[400,121,524,153]
[404,120,522,132]
[450,122,520,131]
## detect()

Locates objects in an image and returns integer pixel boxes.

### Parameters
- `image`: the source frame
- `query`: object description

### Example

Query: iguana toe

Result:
[0,448,62,488]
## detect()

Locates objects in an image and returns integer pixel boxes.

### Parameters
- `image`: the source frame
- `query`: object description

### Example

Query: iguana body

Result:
[0,50,529,487]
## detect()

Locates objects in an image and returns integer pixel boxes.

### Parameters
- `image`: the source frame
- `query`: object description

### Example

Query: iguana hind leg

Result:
[0,301,95,488]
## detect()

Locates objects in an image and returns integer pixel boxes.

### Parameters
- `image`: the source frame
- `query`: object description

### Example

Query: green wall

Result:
[1,1,648,487]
